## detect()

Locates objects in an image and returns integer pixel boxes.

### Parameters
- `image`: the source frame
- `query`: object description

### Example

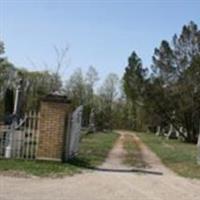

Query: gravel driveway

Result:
[0,131,200,200]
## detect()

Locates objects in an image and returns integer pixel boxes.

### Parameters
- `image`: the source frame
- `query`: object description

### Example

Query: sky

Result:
[0,0,200,81]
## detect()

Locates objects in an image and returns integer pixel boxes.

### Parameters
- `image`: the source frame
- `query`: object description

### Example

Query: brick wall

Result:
[36,95,71,162]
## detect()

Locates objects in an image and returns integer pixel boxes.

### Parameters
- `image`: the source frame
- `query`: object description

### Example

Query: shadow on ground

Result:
[68,158,163,176]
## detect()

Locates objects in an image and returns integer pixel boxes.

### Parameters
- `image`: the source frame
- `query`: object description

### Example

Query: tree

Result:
[152,21,200,83]
[85,66,99,106]
[0,39,16,119]
[28,45,68,93]
[97,73,119,130]
[123,51,146,102]
[64,67,99,128]
[65,68,87,107]
[4,88,14,116]
[149,21,200,142]
[51,45,69,92]
[84,66,99,127]
[123,51,147,130]
[20,70,61,111]
[0,39,4,55]
[99,73,119,104]
[86,66,99,91]
[177,55,200,142]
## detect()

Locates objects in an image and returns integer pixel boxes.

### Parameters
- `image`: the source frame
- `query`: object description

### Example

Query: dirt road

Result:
[0,131,200,200]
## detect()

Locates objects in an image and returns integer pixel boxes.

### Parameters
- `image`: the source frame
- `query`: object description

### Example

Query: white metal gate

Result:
[0,111,40,160]
[66,106,83,160]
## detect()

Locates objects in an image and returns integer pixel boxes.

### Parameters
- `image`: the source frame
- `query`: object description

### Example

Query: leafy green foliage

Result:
[149,21,200,142]
[123,51,146,102]
[4,88,14,115]
[20,70,62,111]
[123,51,147,130]
[97,73,119,130]
[122,21,200,142]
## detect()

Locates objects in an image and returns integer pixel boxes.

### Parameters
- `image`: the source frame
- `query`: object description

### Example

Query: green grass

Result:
[123,135,147,168]
[70,132,119,167]
[136,132,200,179]
[0,159,80,177]
[0,132,118,177]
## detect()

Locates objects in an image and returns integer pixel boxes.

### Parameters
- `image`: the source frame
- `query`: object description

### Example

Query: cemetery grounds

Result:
[0,130,200,200]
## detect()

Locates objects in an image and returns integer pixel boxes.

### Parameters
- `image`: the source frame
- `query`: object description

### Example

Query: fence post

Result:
[5,124,14,158]
[36,94,71,162]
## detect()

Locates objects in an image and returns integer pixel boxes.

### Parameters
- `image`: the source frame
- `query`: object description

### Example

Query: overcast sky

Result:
[0,0,200,81]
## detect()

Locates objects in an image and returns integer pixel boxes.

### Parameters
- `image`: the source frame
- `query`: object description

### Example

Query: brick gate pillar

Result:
[36,94,71,162]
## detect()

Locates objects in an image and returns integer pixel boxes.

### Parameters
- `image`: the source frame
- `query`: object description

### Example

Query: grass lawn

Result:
[0,132,118,177]
[70,131,119,167]
[0,159,80,177]
[136,132,200,179]
[123,134,147,168]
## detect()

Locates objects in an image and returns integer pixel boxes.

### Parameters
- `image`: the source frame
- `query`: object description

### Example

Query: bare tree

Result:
[98,73,119,130]
[28,45,69,93]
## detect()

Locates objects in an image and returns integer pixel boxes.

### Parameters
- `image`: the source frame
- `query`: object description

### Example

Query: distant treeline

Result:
[0,21,200,143]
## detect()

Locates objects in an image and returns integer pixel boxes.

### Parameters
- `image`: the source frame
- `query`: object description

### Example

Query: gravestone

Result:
[155,126,161,136]
[166,124,178,139]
